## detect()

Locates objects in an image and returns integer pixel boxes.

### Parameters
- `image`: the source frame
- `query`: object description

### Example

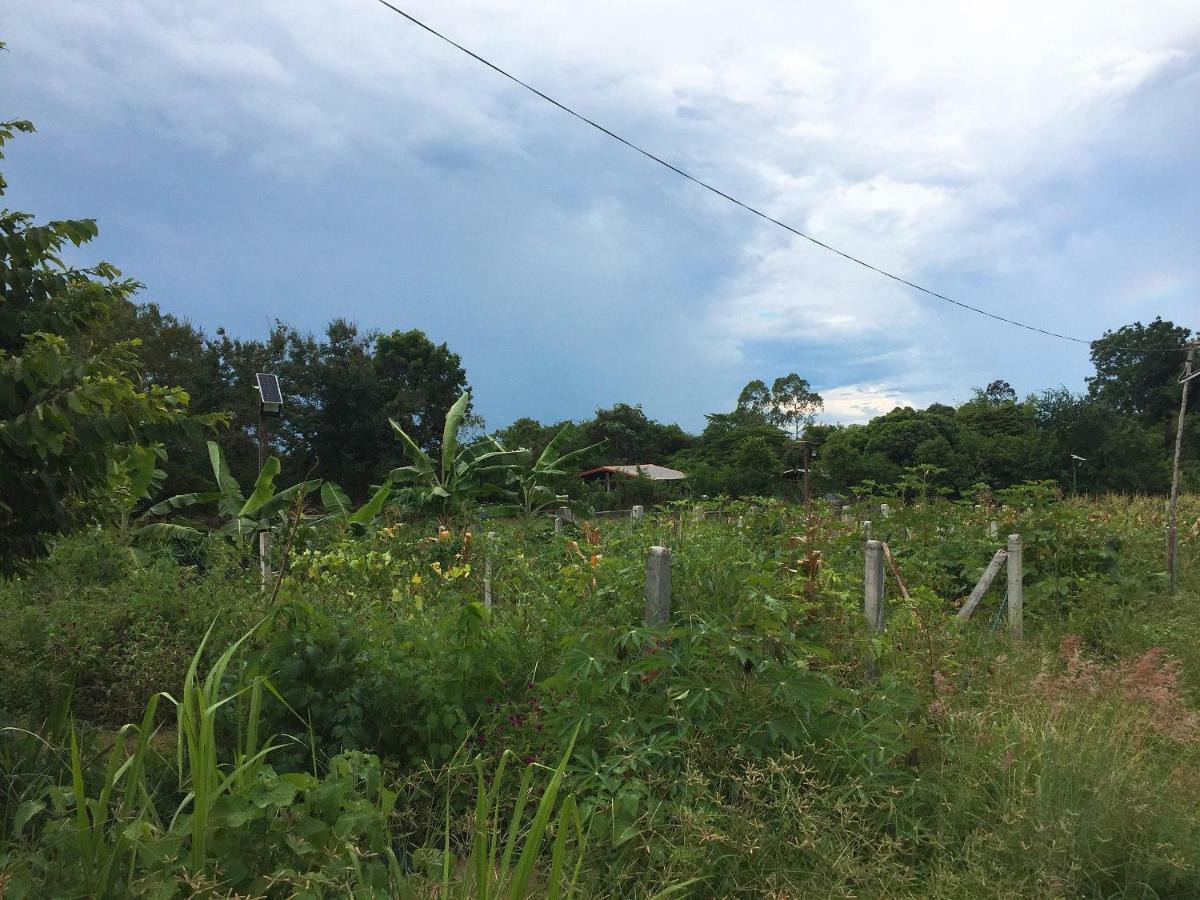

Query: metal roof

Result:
[579,464,687,481]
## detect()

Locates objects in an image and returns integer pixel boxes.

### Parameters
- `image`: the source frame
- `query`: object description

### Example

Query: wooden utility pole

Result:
[803,442,811,515]
[1168,344,1196,594]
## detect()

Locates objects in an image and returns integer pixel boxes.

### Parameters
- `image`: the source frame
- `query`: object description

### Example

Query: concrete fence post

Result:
[553,515,563,534]
[1007,534,1023,641]
[645,546,672,627]
[988,520,998,539]
[483,531,496,610]
[862,520,872,540]
[693,505,707,521]
[880,503,891,519]
[631,504,644,521]
[558,505,572,523]
[258,531,273,590]
[864,539,885,633]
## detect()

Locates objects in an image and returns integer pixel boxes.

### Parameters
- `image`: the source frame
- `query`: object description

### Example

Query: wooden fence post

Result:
[864,539,885,633]
[1007,534,1023,641]
[645,546,672,627]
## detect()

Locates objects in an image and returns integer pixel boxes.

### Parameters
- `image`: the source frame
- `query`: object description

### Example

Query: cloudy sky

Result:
[4,1,1198,430]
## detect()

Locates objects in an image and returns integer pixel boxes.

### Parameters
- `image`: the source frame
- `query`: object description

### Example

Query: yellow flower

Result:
[411,572,423,585]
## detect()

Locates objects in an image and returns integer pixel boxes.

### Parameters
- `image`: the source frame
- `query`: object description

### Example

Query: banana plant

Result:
[138,441,320,545]
[504,425,605,517]
[389,392,529,512]
[318,481,393,531]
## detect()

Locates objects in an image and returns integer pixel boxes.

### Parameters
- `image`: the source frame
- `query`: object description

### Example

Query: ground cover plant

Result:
[0,484,1197,897]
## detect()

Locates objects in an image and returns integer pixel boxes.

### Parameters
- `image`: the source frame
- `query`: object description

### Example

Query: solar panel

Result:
[256,373,283,411]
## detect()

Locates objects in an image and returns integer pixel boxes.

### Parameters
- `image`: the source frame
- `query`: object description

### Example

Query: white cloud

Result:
[819,384,919,424]
[5,0,1198,425]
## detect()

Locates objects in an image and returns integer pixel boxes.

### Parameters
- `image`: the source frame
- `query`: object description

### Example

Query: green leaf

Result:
[440,391,471,482]
[389,419,435,481]
[348,483,391,527]
[320,482,352,518]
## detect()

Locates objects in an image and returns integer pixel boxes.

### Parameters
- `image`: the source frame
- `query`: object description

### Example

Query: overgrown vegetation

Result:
[1,490,1198,896]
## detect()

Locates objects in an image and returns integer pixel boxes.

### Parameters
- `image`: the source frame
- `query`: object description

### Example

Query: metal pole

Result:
[257,408,272,589]
[1168,346,1195,594]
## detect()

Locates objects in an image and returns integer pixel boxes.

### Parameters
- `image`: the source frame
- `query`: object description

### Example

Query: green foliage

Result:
[2,480,1199,895]
[501,423,604,517]
[139,440,319,546]
[0,120,218,570]
[390,392,529,515]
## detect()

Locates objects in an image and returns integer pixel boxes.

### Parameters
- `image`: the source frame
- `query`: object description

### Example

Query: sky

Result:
[3,1,1198,432]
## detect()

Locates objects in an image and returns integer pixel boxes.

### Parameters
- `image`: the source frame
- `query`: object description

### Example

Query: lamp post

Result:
[254,374,283,588]
[1070,454,1086,497]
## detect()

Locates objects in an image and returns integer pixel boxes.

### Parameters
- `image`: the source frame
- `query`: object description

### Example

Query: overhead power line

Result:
[370,0,1188,354]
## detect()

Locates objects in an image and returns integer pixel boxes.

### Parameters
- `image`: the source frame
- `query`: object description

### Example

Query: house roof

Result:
[579,464,687,481]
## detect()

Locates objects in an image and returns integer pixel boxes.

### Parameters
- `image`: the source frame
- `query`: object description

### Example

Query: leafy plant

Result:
[501,424,604,517]
[138,440,319,545]
[389,391,529,514]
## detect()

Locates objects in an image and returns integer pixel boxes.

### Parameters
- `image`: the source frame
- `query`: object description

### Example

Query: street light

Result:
[254,373,283,590]
[1070,454,1086,496]
[255,373,284,471]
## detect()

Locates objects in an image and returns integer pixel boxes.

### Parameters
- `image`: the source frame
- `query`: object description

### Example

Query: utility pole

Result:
[803,441,811,515]
[1168,344,1196,594]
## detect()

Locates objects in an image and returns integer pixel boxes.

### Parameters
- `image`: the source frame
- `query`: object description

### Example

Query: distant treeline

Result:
[120,304,1196,501]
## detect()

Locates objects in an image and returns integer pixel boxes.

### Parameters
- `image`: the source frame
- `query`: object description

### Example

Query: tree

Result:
[1087,318,1194,426]
[978,379,1017,405]
[0,118,216,568]
[770,373,824,439]
[735,379,772,423]
[309,320,390,498]
[376,329,475,452]
[732,435,784,496]
[579,403,692,464]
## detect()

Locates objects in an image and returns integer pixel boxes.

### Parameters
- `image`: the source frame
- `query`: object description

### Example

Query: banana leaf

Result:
[207,441,244,522]
[440,392,471,482]
[389,419,436,480]
[144,491,221,518]
[320,482,352,518]
[348,483,391,527]
[136,522,205,543]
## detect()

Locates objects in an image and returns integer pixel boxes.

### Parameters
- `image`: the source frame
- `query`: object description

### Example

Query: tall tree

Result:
[375,329,475,452]
[309,319,390,498]
[1087,318,1194,426]
[0,118,214,568]
[770,373,824,438]
[735,379,772,423]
